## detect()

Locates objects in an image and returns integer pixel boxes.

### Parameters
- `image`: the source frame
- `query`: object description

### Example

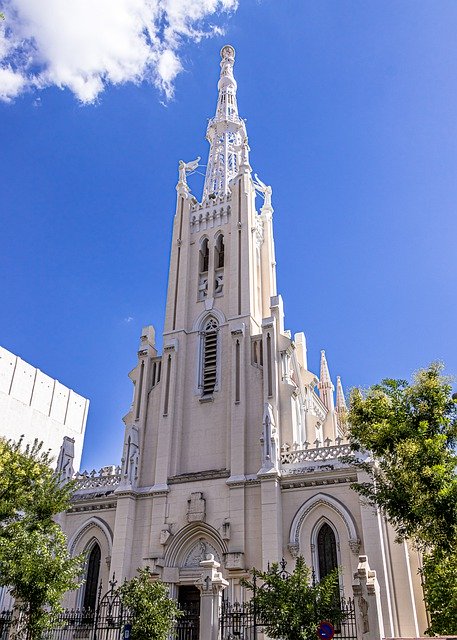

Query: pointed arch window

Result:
[214,234,225,296]
[200,238,209,273]
[317,523,338,580]
[83,543,101,611]
[215,234,225,269]
[198,238,209,300]
[200,317,219,396]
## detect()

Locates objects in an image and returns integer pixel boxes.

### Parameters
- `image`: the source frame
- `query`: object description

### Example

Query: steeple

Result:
[318,350,335,411]
[202,45,249,200]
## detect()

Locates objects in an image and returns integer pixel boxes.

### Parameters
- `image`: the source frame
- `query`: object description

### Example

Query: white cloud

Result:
[124,316,134,323]
[0,0,238,103]
[0,65,26,101]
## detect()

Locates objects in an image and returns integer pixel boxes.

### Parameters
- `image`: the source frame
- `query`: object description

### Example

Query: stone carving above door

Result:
[184,540,220,567]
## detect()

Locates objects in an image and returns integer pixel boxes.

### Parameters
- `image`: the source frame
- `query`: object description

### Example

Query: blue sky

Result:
[1,0,457,470]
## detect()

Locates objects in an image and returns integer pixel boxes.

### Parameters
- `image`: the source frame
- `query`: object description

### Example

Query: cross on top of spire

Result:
[202,45,250,200]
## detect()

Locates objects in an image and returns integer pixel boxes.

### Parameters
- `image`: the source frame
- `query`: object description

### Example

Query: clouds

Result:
[0,0,238,103]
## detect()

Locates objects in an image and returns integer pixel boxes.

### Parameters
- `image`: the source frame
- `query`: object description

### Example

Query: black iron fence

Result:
[219,559,358,640]
[174,607,199,640]
[0,565,357,640]
[0,579,131,640]
[219,596,357,640]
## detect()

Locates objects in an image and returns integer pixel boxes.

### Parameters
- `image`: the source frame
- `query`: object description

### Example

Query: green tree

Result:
[242,556,342,640]
[119,567,181,640]
[347,363,457,634]
[0,438,83,640]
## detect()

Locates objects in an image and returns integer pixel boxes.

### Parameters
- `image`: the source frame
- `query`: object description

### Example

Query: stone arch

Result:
[289,493,359,551]
[67,517,113,609]
[68,516,113,557]
[192,307,226,332]
[164,522,228,568]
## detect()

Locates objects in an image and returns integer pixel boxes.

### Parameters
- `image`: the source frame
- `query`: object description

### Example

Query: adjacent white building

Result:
[61,46,427,638]
[0,345,88,473]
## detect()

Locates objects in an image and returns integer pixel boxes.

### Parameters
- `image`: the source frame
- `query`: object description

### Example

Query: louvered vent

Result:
[202,319,218,395]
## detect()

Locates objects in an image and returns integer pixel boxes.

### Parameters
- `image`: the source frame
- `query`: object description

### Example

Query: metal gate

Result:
[0,578,131,640]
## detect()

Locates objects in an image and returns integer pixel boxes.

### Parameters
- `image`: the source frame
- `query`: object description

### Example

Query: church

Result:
[60,45,427,639]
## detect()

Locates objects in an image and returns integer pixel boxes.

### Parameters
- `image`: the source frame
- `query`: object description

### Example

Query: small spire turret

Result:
[336,376,347,413]
[202,45,249,200]
[318,350,335,411]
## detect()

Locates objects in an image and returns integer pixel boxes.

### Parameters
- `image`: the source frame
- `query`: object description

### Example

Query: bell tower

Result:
[124,45,347,492]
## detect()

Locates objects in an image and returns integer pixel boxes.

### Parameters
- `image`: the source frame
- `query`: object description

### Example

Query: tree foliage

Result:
[119,567,181,640]
[347,363,457,634]
[242,556,342,640]
[0,438,82,640]
[347,363,457,549]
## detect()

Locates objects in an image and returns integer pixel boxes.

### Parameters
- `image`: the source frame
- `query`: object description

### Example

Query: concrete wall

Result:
[0,345,89,471]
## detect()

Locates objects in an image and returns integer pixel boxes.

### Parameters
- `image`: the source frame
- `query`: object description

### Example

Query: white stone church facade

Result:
[61,46,427,638]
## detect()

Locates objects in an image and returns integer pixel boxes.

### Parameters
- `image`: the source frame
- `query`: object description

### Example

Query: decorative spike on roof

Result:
[202,45,249,200]
[336,376,347,412]
[319,350,333,387]
[318,350,335,411]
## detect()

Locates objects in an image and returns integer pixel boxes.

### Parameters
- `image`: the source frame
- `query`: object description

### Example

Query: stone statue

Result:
[178,156,201,183]
[253,173,272,210]
[233,137,250,167]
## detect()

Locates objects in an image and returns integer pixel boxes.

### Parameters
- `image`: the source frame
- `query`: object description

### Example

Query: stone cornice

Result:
[168,469,230,484]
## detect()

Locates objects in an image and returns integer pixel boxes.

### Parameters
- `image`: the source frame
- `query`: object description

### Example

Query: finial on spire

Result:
[202,45,248,200]
[221,44,235,62]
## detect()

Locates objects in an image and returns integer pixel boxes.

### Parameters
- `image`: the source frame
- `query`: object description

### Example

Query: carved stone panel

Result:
[184,540,220,567]
[187,491,206,523]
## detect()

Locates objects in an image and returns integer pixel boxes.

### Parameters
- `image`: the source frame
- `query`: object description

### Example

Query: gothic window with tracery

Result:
[83,542,101,611]
[317,522,338,580]
[200,317,219,395]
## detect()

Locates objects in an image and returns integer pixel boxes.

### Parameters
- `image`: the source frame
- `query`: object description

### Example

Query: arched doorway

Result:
[177,585,200,640]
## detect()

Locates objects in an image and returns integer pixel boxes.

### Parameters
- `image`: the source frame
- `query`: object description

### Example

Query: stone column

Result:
[197,555,229,640]
[352,555,385,640]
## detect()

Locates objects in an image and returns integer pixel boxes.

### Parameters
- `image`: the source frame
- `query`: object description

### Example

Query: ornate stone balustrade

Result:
[73,465,122,491]
[207,113,244,129]
[280,440,352,465]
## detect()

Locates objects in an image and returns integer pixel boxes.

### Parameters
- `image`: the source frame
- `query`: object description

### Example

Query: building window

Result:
[200,317,219,395]
[198,238,209,300]
[200,238,209,273]
[214,234,224,296]
[317,523,338,580]
[83,543,101,611]
[215,234,225,268]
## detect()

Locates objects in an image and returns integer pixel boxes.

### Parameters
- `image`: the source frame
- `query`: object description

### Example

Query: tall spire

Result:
[318,350,335,411]
[202,45,249,200]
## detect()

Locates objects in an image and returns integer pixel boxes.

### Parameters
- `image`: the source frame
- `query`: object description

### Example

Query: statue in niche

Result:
[121,423,139,486]
[233,136,250,167]
[260,403,278,472]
